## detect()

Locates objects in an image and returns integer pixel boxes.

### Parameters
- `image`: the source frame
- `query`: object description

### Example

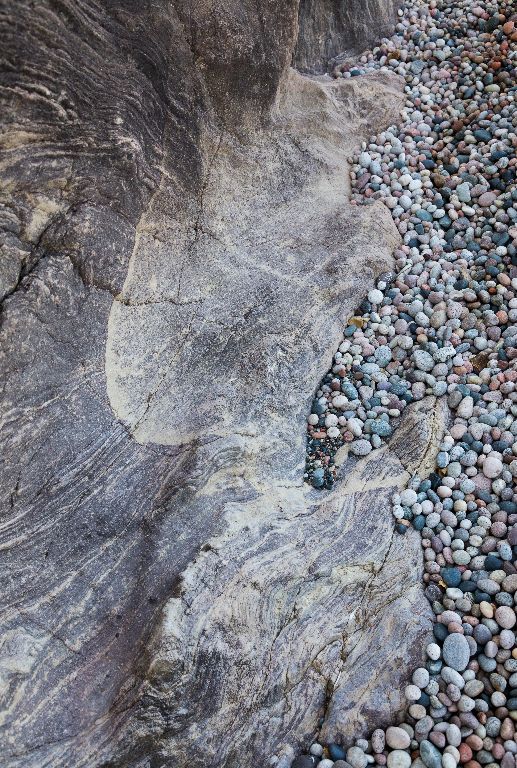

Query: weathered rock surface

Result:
[293,0,401,73]
[0,2,432,767]
[137,398,442,768]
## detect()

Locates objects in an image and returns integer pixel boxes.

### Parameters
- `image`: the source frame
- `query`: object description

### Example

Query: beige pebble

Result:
[479,601,494,618]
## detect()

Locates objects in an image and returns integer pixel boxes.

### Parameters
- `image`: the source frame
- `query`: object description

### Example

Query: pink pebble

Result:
[450,424,467,439]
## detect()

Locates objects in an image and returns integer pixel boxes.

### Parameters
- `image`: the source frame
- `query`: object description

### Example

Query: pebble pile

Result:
[299,0,517,767]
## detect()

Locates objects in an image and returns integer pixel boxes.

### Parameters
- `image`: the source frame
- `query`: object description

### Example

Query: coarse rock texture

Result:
[141,398,441,768]
[293,0,401,73]
[0,2,430,767]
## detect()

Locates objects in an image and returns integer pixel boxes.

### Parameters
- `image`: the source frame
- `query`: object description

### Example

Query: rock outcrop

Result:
[293,0,401,73]
[0,2,432,767]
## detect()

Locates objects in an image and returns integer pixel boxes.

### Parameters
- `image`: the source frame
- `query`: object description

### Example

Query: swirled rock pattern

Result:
[0,1,437,766]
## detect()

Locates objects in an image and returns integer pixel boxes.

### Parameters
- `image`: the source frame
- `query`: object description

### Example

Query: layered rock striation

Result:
[0,2,431,766]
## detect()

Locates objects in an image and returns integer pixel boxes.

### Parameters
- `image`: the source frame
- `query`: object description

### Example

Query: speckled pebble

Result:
[299,0,517,765]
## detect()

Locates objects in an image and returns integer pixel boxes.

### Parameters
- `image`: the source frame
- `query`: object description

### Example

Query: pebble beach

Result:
[299,0,517,767]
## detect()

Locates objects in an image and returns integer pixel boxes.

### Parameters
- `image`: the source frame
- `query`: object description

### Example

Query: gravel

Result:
[294,0,517,766]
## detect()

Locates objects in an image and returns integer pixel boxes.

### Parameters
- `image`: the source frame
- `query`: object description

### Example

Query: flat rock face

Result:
[293,0,401,73]
[106,70,405,460]
[0,2,433,767]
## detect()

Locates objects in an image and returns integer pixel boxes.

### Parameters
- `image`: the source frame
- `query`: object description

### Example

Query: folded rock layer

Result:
[0,2,432,766]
